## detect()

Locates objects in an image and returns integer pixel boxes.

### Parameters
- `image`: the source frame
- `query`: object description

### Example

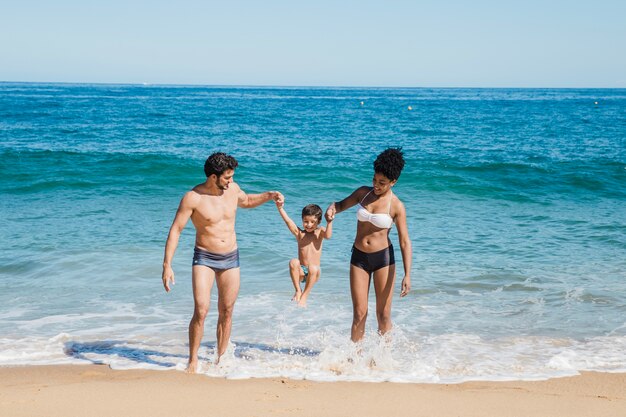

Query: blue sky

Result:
[1,0,625,87]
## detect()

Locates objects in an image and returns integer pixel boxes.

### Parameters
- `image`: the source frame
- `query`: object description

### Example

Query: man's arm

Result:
[162,191,196,292]
[394,201,412,297]
[238,188,283,209]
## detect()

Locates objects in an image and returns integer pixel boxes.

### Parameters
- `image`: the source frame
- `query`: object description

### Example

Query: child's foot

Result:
[292,291,302,302]
[297,294,308,307]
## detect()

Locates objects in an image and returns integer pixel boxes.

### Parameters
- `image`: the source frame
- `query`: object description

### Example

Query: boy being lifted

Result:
[276,201,333,307]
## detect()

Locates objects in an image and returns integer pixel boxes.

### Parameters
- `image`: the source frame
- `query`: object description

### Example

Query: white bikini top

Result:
[356,189,394,229]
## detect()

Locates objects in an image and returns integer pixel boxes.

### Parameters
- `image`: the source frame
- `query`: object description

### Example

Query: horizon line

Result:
[1,80,625,90]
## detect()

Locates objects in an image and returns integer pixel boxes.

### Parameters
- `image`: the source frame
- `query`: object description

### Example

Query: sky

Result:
[1,0,625,87]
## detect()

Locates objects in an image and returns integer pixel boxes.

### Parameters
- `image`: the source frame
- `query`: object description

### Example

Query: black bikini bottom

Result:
[350,244,395,274]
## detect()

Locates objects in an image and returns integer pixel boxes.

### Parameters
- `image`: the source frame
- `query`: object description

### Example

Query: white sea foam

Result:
[2,289,626,382]
[2,328,626,383]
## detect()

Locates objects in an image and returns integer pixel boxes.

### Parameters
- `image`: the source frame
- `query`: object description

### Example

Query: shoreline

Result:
[1,365,624,417]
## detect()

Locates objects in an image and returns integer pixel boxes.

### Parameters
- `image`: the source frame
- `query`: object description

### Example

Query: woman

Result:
[326,148,412,342]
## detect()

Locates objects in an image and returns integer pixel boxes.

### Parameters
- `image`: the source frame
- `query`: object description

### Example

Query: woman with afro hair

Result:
[326,148,412,342]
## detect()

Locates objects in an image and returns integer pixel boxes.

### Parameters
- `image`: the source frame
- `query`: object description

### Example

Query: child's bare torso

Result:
[297,227,325,267]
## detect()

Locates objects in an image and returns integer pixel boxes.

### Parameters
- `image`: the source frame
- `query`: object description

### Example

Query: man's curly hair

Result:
[204,152,238,178]
[373,148,405,181]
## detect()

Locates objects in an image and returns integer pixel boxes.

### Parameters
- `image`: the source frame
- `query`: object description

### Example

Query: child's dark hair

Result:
[204,152,238,178]
[302,204,323,224]
[373,147,405,181]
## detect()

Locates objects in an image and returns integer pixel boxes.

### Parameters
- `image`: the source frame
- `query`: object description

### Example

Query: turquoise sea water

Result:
[1,83,625,382]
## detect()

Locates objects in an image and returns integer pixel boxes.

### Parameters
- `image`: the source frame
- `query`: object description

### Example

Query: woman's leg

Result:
[373,263,396,336]
[350,264,371,342]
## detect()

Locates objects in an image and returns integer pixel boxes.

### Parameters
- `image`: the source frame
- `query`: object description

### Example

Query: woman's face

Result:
[372,172,396,195]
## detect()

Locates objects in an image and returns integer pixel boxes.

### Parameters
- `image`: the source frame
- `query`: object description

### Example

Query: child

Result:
[276,201,333,307]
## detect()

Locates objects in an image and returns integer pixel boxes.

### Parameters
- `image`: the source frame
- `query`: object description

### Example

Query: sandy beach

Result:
[0,365,624,417]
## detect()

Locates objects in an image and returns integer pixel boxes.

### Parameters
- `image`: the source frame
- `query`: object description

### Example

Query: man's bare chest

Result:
[193,197,237,224]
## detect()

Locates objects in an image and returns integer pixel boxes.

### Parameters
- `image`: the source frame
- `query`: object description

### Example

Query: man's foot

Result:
[292,291,302,302]
[186,360,198,374]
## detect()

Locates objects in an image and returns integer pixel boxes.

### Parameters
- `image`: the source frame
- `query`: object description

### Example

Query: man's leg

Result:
[215,267,240,363]
[188,265,215,373]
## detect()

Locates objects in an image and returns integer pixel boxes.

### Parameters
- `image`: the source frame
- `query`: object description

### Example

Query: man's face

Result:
[217,169,235,190]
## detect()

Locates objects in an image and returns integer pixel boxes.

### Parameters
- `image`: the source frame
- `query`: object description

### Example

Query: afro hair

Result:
[373,148,405,181]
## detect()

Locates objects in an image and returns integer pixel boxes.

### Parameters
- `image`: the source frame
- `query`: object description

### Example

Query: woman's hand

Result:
[325,202,336,221]
[400,275,411,297]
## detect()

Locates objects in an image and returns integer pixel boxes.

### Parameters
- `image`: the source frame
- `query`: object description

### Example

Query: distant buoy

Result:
[407,106,413,111]
[594,101,599,105]
[360,101,364,106]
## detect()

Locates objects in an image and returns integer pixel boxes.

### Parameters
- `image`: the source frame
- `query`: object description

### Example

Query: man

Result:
[161,152,282,372]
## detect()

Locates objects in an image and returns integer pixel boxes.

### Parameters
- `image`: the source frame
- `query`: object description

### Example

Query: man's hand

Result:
[325,202,336,222]
[269,191,284,205]
[162,265,175,292]
[400,276,411,297]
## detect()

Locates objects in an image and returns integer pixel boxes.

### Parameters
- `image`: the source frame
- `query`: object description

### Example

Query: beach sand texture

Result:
[1,366,624,417]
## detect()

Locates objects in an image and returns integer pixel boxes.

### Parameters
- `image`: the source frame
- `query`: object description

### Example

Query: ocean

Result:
[1,83,625,382]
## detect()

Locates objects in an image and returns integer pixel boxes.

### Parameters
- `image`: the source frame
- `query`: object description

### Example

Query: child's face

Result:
[302,215,319,232]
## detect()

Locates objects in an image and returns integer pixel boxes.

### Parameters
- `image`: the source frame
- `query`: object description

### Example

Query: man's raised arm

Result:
[238,188,283,209]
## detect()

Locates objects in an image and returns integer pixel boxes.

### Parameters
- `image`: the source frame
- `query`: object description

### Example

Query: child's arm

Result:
[323,218,333,239]
[276,203,300,237]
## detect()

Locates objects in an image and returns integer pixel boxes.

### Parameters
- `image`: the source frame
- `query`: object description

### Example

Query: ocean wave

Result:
[405,159,626,200]
[0,149,198,193]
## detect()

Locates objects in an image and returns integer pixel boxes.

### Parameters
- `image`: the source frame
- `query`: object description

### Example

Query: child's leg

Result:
[298,265,320,307]
[289,258,304,301]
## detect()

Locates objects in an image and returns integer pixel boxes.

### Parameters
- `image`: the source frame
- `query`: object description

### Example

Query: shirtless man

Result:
[161,152,283,372]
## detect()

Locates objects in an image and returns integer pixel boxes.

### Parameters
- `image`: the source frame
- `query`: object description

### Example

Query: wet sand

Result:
[0,365,624,417]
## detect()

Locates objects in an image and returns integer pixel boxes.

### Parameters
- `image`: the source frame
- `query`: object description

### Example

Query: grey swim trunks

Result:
[192,247,240,271]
